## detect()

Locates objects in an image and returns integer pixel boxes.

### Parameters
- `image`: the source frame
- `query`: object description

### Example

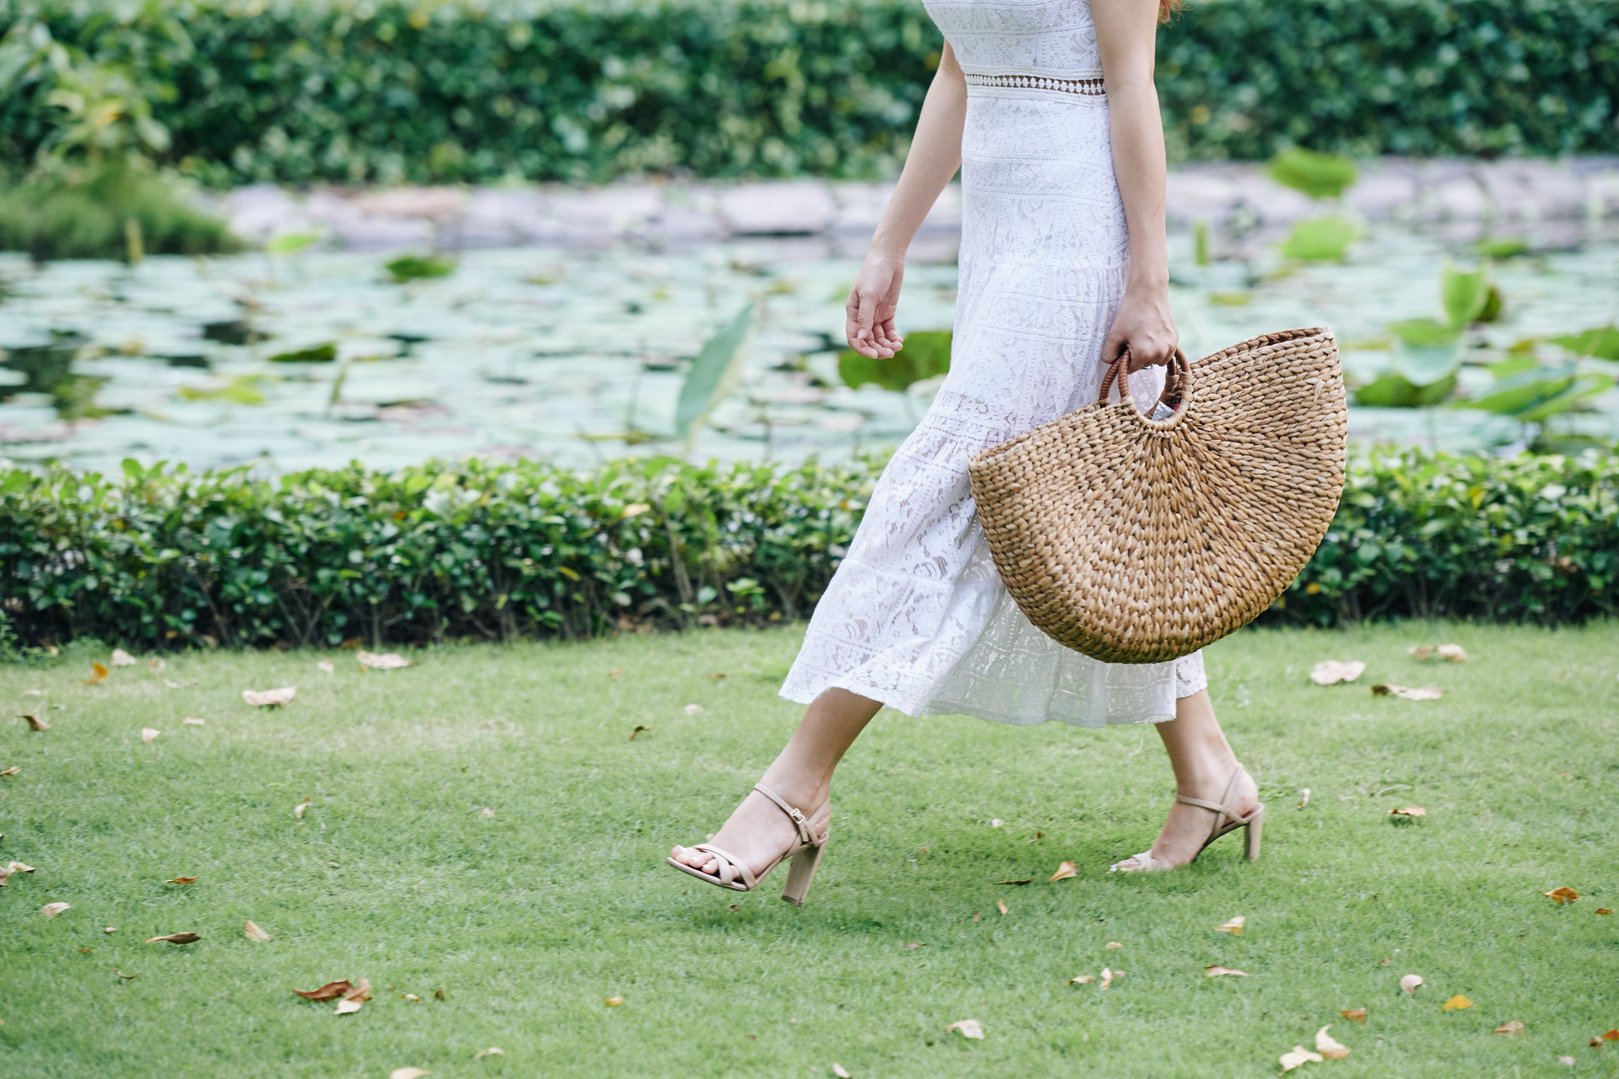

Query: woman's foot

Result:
[1110,755,1260,872]
[669,775,829,886]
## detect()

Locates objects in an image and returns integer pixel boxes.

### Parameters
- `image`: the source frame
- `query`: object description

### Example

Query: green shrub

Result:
[0,0,1613,187]
[0,159,245,259]
[1,443,1614,654]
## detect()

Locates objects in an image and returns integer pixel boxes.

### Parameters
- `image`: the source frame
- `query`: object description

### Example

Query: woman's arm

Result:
[1092,0,1178,372]
[846,40,968,359]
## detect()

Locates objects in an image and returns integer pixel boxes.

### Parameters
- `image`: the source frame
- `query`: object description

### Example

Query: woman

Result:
[668,0,1262,905]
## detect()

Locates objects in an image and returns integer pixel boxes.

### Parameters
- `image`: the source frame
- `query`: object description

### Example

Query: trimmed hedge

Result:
[0,0,1614,187]
[1,444,1615,655]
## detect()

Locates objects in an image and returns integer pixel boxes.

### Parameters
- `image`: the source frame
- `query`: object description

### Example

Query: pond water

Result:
[1,219,1616,475]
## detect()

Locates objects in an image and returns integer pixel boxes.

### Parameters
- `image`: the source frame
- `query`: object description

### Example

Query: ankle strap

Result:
[753,782,815,846]
[1172,764,1245,818]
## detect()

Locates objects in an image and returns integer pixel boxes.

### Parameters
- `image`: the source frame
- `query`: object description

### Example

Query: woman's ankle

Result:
[757,765,831,811]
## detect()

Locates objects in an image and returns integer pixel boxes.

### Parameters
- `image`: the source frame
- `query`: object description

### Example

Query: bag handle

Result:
[1096,344,1191,413]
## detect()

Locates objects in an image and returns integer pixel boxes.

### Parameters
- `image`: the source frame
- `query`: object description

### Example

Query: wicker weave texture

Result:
[966,326,1348,663]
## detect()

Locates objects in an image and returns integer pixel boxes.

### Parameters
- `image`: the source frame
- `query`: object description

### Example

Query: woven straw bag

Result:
[966,326,1347,664]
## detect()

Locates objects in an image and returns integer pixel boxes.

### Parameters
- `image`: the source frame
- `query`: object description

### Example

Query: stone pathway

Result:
[196,156,1619,254]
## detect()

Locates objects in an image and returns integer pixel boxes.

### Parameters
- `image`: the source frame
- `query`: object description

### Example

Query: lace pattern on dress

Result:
[777,0,1210,728]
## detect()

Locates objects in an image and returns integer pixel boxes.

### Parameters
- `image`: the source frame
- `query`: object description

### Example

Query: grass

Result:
[2,618,1617,1078]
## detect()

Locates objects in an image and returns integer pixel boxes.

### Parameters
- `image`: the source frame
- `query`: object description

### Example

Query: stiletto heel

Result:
[780,838,827,907]
[667,782,831,904]
[1109,762,1264,873]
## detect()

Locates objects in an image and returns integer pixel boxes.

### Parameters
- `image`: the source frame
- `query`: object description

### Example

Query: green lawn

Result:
[2,619,1616,1078]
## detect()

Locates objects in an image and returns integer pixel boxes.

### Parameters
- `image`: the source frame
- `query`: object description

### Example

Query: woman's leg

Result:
[670,687,883,883]
[1112,684,1261,869]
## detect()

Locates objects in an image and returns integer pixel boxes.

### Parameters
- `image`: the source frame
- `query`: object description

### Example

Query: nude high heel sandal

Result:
[666,782,831,906]
[1109,762,1264,873]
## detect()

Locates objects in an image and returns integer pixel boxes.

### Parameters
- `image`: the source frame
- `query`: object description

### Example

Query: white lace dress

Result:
[777,0,1207,726]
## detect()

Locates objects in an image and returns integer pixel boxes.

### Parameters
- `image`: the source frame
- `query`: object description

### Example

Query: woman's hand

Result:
[845,252,906,359]
[1100,283,1177,373]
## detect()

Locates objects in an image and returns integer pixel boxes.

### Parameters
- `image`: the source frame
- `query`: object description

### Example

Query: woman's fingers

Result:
[874,314,903,352]
[847,290,898,358]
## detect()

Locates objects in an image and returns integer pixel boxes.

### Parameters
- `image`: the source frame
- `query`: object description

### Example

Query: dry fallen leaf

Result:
[334,998,364,1015]
[41,901,72,918]
[1296,787,1311,809]
[1493,1020,1524,1035]
[832,1065,852,1079]
[147,657,166,674]
[114,969,138,979]
[295,980,354,1001]
[1390,806,1426,819]
[1408,643,1469,663]
[0,860,36,887]
[1,766,17,777]
[1204,965,1249,977]
[1215,915,1246,936]
[1400,974,1424,994]
[945,1019,984,1040]
[996,878,1033,886]
[989,819,1004,828]
[682,703,704,716]
[1339,1007,1368,1022]
[243,686,296,708]
[477,807,495,818]
[1099,966,1121,989]
[902,942,926,951]
[182,717,206,726]
[1105,941,1123,950]
[293,799,312,820]
[85,661,109,685]
[1597,908,1614,916]
[317,659,335,674]
[388,1069,430,1079]
[357,651,410,670]
[20,712,49,731]
[628,724,648,741]
[1371,683,1444,701]
[1280,1046,1324,1072]
[141,728,161,744]
[110,648,136,667]
[605,996,624,1007]
[996,898,1009,916]
[1309,660,1366,685]
[472,1047,504,1060]
[1441,994,1472,1012]
[1559,1056,1576,1066]
[1542,886,1579,905]
[164,877,196,885]
[345,978,371,1003]
[1049,861,1077,882]
[146,932,200,944]
[1315,1025,1350,1060]
[1069,974,1095,985]
[1601,1030,1619,1042]
[244,920,273,941]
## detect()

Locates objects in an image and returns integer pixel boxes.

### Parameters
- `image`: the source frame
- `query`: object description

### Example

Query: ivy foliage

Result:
[0,0,1613,187]
[2,444,1614,654]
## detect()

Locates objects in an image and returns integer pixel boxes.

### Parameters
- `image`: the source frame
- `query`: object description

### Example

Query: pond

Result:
[1,218,1616,475]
